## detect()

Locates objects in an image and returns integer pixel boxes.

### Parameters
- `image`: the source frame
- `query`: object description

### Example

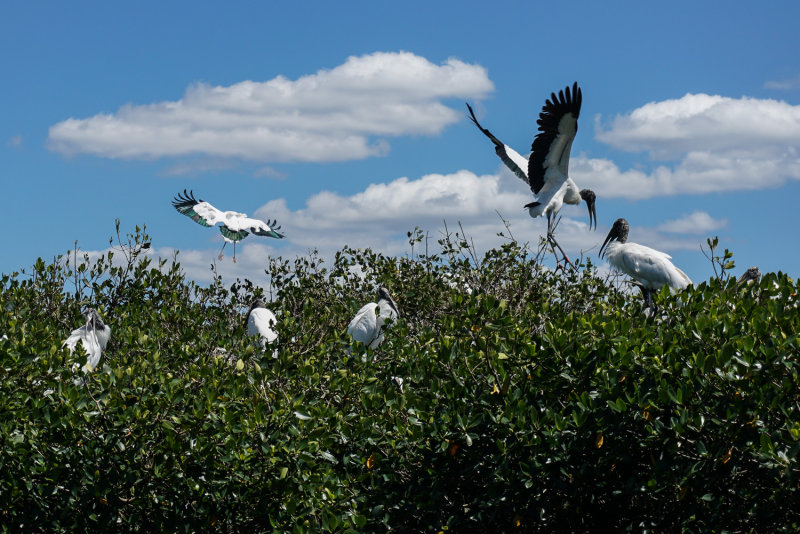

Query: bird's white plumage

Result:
[247,307,278,347]
[495,141,584,204]
[193,202,277,236]
[63,310,111,374]
[600,219,691,302]
[347,288,399,349]
[172,190,284,262]
[466,87,596,232]
[603,241,691,291]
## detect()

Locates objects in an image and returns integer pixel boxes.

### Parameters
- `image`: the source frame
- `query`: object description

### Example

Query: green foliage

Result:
[1,224,799,532]
[702,236,736,283]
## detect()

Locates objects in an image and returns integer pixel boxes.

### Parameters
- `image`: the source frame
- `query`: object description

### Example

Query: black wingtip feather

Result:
[526,82,583,194]
[172,189,203,210]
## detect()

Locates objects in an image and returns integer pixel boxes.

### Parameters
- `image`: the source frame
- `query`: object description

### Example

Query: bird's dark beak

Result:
[587,199,597,231]
[580,189,597,231]
[599,227,616,258]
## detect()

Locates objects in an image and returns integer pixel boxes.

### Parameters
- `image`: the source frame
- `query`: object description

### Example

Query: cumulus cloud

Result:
[584,92,800,198]
[657,211,728,234]
[570,150,800,200]
[48,51,493,163]
[596,93,800,158]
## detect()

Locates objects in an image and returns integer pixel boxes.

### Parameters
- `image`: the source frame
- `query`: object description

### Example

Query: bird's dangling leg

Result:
[546,213,555,241]
[546,215,574,269]
[218,241,227,261]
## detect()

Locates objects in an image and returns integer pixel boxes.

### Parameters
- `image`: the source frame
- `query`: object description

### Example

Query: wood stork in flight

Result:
[63,308,111,376]
[347,287,400,349]
[600,218,692,309]
[466,82,597,233]
[172,189,284,263]
[247,299,279,355]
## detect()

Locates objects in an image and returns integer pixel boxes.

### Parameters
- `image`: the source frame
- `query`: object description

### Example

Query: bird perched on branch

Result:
[347,287,400,349]
[737,266,761,286]
[246,299,279,356]
[600,218,691,310]
[63,308,111,376]
[172,189,284,263]
[467,82,596,245]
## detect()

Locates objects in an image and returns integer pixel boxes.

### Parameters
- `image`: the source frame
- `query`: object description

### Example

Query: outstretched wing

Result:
[528,82,582,194]
[245,218,284,239]
[220,226,249,242]
[172,189,225,227]
[466,103,529,186]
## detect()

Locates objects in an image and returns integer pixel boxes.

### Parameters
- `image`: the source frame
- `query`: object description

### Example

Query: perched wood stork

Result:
[63,308,111,375]
[600,218,692,309]
[737,266,761,286]
[172,189,284,263]
[466,82,597,233]
[347,287,400,349]
[246,299,278,353]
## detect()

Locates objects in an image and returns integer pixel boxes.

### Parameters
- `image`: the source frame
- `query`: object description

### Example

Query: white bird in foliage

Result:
[600,218,691,309]
[466,82,597,233]
[347,287,400,349]
[172,189,284,263]
[63,308,111,375]
[247,299,278,352]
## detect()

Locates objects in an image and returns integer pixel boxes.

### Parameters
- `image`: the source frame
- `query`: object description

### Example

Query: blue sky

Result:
[2,1,800,285]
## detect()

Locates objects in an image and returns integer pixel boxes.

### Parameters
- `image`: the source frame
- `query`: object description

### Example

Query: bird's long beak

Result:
[587,199,597,231]
[599,228,616,258]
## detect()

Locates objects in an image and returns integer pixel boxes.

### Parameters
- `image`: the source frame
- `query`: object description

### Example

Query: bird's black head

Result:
[599,218,630,258]
[83,307,104,330]
[579,189,597,231]
[737,266,762,286]
[377,287,400,316]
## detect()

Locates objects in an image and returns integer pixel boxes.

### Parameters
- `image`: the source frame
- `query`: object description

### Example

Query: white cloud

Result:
[657,211,728,234]
[47,51,493,163]
[253,166,287,180]
[596,93,800,158]
[571,149,800,200]
[764,74,800,90]
[159,158,238,176]
[582,93,800,199]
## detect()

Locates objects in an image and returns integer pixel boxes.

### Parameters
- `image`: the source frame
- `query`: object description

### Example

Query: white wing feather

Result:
[608,242,691,290]
[248,307,278,346]
[63,325,107,373]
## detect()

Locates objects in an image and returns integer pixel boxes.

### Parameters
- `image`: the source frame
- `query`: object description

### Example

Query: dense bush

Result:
[1,223,799,532]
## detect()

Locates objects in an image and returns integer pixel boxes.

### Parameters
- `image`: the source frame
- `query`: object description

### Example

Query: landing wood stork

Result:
[247,299,278,353]
[600,218,692,309]
[63,308,111,375]
[347,287,400,349]
[737,266,761,286]
[466,82,597,233]
[172,189,284,263]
